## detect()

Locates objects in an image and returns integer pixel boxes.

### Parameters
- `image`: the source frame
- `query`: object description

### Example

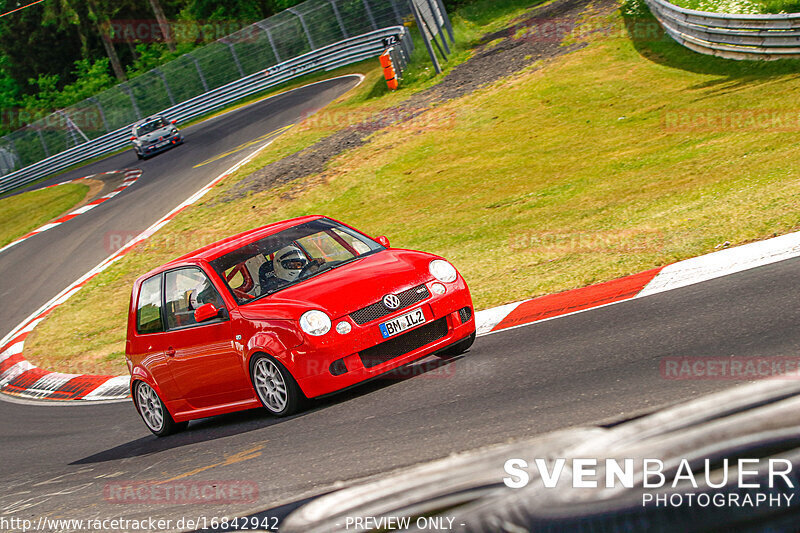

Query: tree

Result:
[86,0,126,81]
[0,0,86,94]
[148,0,176,52]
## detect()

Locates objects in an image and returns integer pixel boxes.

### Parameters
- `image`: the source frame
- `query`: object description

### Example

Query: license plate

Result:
[156,140,169,148]
[379,308,426,338]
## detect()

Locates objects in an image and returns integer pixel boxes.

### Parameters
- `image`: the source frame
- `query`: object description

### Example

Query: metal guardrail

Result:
[0,26,411,195]
[0,0,412,182]
[645,0,800,60]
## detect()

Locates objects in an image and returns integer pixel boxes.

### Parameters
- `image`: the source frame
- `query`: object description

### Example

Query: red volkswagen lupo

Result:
[126,216,475,436]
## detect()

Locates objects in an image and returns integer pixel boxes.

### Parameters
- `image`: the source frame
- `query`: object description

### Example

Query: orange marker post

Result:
[381,49,399,91]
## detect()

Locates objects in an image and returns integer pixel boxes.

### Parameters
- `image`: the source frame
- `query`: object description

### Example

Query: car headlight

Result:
[429,260,457,283]
[171,128,178,134]
[300,310,331,336]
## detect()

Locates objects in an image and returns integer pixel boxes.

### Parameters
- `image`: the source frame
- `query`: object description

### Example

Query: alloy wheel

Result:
[254,358,289,413]
[136,382,164,432]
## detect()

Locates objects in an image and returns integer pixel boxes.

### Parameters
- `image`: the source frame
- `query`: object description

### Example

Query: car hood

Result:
[237,249,439,321]
[137,126,174,143]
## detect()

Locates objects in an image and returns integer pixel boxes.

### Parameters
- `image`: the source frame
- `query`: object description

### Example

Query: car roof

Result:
[135,215,326,282]
[133,115,166,127]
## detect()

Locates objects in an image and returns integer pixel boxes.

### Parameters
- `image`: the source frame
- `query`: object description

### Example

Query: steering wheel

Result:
[298,258,325,279]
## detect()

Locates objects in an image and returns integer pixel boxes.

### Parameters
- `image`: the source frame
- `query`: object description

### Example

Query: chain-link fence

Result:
[0,0,411,176]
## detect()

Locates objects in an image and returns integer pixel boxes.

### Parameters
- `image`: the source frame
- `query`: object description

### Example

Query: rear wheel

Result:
[135,381,187,437]
[435,331,476,359]
[250,354,305,417]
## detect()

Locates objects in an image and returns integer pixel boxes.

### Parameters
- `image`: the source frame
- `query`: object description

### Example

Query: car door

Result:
[161,266,251,408]
[133,274,183,401]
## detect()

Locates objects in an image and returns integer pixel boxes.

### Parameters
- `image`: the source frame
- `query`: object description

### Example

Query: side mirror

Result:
[194,303,220,323]
[170,119,177,124]
[376,236,390,248]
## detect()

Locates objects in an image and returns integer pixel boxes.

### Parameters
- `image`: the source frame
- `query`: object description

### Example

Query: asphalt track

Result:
[2,74,798,530]
[0,75,360,343]
[3,251,799,528]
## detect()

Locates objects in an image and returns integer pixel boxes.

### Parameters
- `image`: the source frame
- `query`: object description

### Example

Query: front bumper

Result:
[292,277,475,398]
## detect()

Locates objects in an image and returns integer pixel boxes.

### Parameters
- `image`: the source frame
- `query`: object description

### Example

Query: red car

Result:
[126,216,475,436]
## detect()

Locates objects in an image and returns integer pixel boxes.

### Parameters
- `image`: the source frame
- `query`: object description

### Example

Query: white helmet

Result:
[273,245,308,282]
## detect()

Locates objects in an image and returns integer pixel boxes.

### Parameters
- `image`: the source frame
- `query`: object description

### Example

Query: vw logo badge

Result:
[383,294,401,310]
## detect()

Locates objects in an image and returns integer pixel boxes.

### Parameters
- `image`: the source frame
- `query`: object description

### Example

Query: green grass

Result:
[24,2,800,375]
[3,1,537,200]
[0,183,89,248]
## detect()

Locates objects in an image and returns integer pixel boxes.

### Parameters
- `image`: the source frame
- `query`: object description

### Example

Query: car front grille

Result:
[349,284,430,325]
[359,317,449,368]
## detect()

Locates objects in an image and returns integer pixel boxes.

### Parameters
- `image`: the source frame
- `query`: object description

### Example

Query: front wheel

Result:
[435,331,476,359]
[250,354,305,417]
[134,148,142,160]
[135,381,187,437]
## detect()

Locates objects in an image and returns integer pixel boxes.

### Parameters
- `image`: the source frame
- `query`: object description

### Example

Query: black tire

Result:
[134,381,187,437]
[250,354,306,417]
[435,331,476,359]
[134,148,142,160]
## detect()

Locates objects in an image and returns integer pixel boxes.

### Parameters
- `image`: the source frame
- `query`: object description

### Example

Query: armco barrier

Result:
[645,0,800,60]
[0,0,415,182]
[0,26,411,195]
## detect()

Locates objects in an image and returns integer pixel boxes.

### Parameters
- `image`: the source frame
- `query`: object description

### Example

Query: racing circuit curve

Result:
[3,75,800,531]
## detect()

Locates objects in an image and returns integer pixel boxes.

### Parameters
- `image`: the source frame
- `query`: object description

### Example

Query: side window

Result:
[137,276,163,334]
[164,268,225,329]
[225,267,246,290]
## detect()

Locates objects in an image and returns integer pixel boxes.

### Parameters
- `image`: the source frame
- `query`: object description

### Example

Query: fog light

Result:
[336,321,352,335]
[431,282,446,295]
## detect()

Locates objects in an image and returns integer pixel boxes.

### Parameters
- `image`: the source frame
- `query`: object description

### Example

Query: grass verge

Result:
[0,182,91,249]
[24,0,800,375]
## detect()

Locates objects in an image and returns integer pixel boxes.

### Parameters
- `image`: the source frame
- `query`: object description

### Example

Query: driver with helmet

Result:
[260,244,324,294]
[273,245,309,282]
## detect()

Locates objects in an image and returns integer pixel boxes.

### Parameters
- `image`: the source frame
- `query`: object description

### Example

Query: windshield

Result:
[209,219,384,304]
[136,117,167,136]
